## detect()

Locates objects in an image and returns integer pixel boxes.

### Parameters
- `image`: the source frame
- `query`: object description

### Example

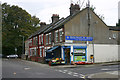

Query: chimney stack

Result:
[51,14,59,23]
[40,22,46,27]
[70,3,80,15]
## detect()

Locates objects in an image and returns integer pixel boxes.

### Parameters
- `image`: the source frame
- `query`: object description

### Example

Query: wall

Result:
[87,44,119,63]
[64,8,117,44]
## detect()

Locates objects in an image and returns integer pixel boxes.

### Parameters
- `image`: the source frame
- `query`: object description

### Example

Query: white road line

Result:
[58,70,62,72]
[101,68,111,71]
[63,70,67,72]
[24,67,30,70]
[68,72,73,75]
[73,75,79,77]
[74,72,78,74]
[62,72,66,73]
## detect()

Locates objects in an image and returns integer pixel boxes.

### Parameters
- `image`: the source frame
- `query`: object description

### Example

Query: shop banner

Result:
[65,36,93,41]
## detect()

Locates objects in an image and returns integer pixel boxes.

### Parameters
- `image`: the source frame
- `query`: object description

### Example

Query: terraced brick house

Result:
[26,3,119,64]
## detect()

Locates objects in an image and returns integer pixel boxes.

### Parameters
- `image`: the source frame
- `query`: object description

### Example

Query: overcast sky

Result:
[1,0,120,26]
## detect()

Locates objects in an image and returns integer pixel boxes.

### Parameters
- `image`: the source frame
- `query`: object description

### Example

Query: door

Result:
[64,48,70,64]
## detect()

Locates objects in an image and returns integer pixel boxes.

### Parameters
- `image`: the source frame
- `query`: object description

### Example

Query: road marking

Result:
[74,72,78,74]
[106,71,118,75]
[63,70,67,72]
[68,72,73,75]
[58,70,62,72]
[24,67,30,70]
[101,68,111,71]
[73,75,79,77]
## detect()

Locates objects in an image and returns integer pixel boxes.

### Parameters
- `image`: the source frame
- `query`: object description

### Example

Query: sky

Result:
[1,0,120,26]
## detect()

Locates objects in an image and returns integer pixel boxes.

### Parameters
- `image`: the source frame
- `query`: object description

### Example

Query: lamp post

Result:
[19,35,25,55]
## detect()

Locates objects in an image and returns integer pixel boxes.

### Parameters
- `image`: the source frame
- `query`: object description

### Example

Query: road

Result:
[2,59,119,79]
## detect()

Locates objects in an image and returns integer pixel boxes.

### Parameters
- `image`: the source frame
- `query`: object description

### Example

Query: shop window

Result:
[74,48,86,62]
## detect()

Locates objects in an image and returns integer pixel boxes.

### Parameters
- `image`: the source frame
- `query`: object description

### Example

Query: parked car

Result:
[7,54,18,58]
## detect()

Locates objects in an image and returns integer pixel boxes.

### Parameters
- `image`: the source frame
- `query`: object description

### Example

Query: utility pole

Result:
[87,0,90,37]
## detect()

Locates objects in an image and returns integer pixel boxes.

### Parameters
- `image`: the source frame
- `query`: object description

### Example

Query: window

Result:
[33,37,36,45]
[39,35,41,45]
[46,34,48,45]
[40,48,42,57]
[55,30,58,42]
[29,39,32,46]
[36,37,38,45]
[49,33,51,44]
[41,34,43,45]
[59,29,63,42]
[113,33,116,39]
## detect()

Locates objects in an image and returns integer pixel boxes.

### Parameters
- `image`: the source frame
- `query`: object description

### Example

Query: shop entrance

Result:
[64,48,70,64]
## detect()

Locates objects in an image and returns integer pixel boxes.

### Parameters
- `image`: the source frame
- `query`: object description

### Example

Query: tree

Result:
[2,3,40,56]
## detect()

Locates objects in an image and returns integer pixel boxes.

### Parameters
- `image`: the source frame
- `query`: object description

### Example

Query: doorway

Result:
[64,48,70,64]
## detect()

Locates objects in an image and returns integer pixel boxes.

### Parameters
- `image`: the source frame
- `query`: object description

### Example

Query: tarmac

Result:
[22,59,120,79]
[50,61,120,78]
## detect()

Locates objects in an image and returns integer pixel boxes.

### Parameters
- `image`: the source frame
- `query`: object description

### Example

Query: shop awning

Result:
[46,46,59,53]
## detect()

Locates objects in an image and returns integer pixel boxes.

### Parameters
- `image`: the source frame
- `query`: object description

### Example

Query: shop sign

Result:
[65,36,93,41]
[74,49,85,53]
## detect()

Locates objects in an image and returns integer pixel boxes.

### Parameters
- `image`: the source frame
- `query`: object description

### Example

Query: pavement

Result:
[88,71,119,78]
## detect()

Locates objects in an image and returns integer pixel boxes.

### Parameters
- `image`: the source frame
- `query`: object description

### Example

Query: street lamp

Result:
[19,35,25,55]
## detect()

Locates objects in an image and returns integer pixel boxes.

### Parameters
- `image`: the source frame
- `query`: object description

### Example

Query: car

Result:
[7,54,18,58]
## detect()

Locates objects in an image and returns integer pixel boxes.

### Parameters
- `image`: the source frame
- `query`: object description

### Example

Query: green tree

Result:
[2,3,40,56]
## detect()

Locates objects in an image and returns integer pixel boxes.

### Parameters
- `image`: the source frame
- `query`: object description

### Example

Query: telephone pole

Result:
[87,0,90,37]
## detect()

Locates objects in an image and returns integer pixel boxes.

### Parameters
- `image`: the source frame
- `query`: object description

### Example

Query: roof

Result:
[29,7,110,38]
[44,7,109,34]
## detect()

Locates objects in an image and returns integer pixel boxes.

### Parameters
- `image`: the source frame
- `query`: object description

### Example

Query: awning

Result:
[46,46,59,53]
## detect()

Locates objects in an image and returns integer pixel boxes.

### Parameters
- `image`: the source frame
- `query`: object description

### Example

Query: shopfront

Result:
[73,46,87,62]
[62,46,87,64]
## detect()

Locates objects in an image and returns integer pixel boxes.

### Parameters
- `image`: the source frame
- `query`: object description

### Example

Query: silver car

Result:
[7,54,18,58]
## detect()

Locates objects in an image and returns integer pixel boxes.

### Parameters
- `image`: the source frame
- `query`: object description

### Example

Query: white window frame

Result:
[41,34,43,44]
[113,33,116,39]
[40,48,42,57]
[46,34,49,45]
[55,30,58,42]
[49,33,51,44]
[59,29,63,42]
[39,35,41,45]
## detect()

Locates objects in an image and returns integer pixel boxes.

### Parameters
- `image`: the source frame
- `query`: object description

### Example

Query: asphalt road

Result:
[2,59,119,79]
[2,59,77,78]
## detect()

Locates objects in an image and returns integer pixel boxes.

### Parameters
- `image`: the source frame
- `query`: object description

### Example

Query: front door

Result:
[64,48,70,64]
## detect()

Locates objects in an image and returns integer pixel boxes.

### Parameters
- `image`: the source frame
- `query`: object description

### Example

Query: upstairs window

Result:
[49,33,51,44]
[33,37,36,45]
[55,30,58,42]
[59,29,63,42]
[113,33,117,39]
[36,36,38,45]
[41,34,43,45]
[46,34,49,45]
[39,35,41,45]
